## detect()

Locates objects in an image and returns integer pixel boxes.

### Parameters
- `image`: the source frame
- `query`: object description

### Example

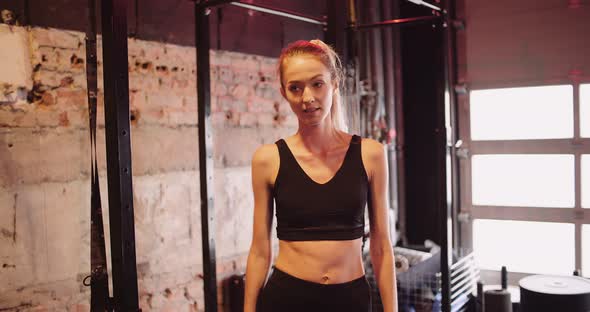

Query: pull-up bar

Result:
[353,15,441,30]
[197,0,326,25]
[197,0,442,28]
[407,0,442,11]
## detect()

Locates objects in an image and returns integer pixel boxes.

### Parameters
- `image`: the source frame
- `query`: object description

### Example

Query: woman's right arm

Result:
[243,144,277,312]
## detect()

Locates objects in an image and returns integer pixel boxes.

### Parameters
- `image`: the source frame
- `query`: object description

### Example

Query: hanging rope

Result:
[84,0,111,310]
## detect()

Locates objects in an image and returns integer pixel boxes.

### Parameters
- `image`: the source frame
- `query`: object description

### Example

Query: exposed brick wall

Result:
[0,25,292,311]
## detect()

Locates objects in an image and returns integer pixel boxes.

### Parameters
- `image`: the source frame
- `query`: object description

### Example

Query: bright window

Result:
[473,219,575,275]
[581,84,590,138]
[472,154,575,207]
[470,85,573,140]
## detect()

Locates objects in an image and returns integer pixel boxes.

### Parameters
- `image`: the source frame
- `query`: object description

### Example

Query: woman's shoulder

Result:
[359,137,386,170]
[251,143,280,168]
[359,136,384,154]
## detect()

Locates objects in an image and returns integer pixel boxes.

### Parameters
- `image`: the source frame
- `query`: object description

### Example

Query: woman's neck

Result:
[295,120,346,154]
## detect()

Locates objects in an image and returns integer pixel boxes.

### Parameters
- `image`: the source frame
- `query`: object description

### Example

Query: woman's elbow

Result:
[370,238,393,259]
[248,241,272,262]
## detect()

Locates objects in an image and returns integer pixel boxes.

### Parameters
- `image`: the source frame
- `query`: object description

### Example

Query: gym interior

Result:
[0,0,589,311]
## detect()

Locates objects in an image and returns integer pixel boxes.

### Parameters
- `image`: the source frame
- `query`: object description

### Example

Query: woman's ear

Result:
[279,86,286,99]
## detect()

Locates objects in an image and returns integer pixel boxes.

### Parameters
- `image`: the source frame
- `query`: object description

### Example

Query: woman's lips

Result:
[303,107,320,113]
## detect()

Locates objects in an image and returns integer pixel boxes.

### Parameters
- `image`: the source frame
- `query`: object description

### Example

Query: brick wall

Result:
[0,24,293,311]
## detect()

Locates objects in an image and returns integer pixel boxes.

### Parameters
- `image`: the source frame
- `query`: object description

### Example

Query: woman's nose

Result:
[302,87,314,103]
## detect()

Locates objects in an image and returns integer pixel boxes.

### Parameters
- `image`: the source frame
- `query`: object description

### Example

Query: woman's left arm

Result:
[363,139,398,312]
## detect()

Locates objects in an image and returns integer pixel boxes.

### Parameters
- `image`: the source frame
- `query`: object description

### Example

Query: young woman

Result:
[244,39,398,312]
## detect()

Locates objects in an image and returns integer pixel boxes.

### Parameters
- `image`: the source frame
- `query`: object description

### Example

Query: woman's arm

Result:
[364,139,398,312]
[243,144,277,312]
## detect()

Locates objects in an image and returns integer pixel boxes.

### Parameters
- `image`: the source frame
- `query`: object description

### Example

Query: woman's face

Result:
[280,54,336,127]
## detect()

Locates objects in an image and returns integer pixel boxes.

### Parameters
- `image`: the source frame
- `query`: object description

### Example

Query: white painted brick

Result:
[56,89,88,110]
[32,27,81,50]
[209,95,219,112]
[148,92,185,110]
[0,185,47,293]
[284,114,299,127]
[38,129,86,182]
[0,26,298,311]
[127,38,144,57]
[213,127,259,167]
[239,112,257,128]
[218,167,253,256]
[257,113,276,127]
[210,112,227,127]
[230,54,260,72]
[276,99,292,115]
[129,72,160,91]
[141,41,167,62]
[254,84,277,99]
[167,109,198,126]
[209,50,231,67]
[212,82,227,97]
[248,96,276,113]
[0,129,43,188]
[260,57,278,74]
[44,180,87,282]
[34,69,75,88]
[229,84,251,100]
[232,70,258,86]
[0,107,37,128]
[218,67,233,83]
[130,125,199,175]
[0,25,33,90]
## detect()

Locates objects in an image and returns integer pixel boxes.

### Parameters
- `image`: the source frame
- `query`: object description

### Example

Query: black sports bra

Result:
[273,135,369,241]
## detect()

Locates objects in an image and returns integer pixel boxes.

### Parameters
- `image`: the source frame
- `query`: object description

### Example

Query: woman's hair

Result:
[278,39,347,132]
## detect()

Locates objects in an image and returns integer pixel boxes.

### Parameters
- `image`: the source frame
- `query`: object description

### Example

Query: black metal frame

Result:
[194,3,218,312]
[101,0,141,310]
[192,1,459,312]
[93,0,459,310]
[192,1,329,311]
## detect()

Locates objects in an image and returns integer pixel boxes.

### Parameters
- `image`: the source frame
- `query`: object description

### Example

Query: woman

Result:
[244,39,398,312]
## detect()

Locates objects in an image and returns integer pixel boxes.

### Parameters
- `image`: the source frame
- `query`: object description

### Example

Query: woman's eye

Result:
[313,82,324,88]
[288,85,300,92]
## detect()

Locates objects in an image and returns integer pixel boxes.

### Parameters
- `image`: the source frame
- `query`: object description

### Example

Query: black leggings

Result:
[257,266,372,312]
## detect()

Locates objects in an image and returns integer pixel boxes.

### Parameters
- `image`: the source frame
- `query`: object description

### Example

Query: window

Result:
[472,154,574,208]
[473,219,574,275]
[470,85,573,140]
[463,84,589,277]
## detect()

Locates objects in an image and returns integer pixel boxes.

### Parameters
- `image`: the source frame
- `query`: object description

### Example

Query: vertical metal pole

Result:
[391,0,407,246]
[381,0,401,243]
[441,0,459,310]
[326,0,361,134]
[100,0,140,309]
[194,3,218,312]
[368,0,386,127]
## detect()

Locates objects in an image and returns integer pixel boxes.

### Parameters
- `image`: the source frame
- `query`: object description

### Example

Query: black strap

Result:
[84,0,111,310]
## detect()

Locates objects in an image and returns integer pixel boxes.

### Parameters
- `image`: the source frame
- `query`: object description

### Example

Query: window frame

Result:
[458,80,590,280]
